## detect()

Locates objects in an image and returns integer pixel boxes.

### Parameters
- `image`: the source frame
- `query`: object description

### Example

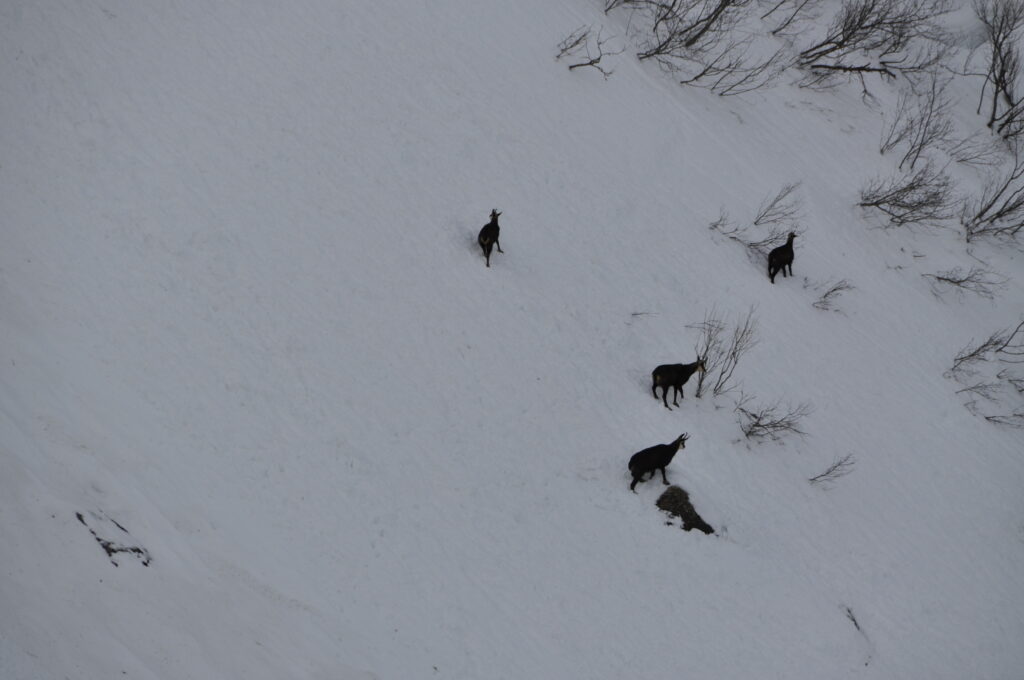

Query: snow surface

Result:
[2,1,1023,678]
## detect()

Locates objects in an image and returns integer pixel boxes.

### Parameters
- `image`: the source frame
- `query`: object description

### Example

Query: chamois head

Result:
[490,209,501,221]
[675,433,690,448]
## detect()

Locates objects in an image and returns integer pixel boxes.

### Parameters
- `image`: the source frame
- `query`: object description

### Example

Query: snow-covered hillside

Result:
[2,1,1023,678]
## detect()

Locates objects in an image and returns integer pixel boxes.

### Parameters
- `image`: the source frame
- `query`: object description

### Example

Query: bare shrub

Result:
[859,161,958,227]
[760,0,822,36]
[735,392,813,441]
[689,307,725,398]
[556,25,622,78]
[636,0,752,62]
[623,0,788,94]
[879,75,954,171]
[605,0,640,11]
[811,278,855,311]
[557,25,589,60]
[797,0,952,84]
[949,321,1024,427]
[688,306,759,397]
[984,410,1024,427]
[709,208,794,263]
[754,182,803,226]
[923,266,1008,299]
[974,0,1024,136]
[947,133,1006,168]
[712,307,759,396]
[1001,367,1024,392]
[880,90,915,154]
[957,379,1003,402]
[951,325,1017,374]
[808,453,857,486]
[962,151,1024,241]
[679,42,790,95]
[710,183,803,265]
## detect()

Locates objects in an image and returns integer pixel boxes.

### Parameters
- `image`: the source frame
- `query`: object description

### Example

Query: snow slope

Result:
[2,1,1023,678]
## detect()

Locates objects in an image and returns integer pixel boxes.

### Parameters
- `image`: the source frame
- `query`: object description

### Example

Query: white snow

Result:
[2,1,1023,678]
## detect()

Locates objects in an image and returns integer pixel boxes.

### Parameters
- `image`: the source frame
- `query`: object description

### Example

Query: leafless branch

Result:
[557,25,589,59]
[949,321,1024,427]
[808,453,857,486]
[956,380,1003,401]
[812,278,855,311]
[606,0,641,11]
[687,307,758,397]
[962,151,1024,241]
[974,0,1024,134]
[984,410,1024,427]
[754,182,803,226]
[761,0,821,35]
[898,75,955,170]
[946,133,1006,168]
[735,392,813,440]
[557,25,623,78]
[995,321,1024,361]
[951,323,1023,373]
[859,161,958,227]
[714,307,759,396]
[999,368,1024,392]
[953,333,1003,373]
[798,0,953,85]
[923,266,1008,299]
[880,90,915,154]
[689,307,726,398]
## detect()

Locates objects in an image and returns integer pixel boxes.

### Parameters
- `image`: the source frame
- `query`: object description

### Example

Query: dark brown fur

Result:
[628,434,688,492]
[768,232,796,284]
[651,359,706,409]
[478,209,504,267]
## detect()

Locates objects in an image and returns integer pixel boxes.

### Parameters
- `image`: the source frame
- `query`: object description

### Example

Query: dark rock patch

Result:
[656,485,714,535]
[77,511,151,567]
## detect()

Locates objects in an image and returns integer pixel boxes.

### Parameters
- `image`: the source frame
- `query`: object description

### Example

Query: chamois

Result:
[478,209,504,267]
[651,359,706,410]
[768,232,797,283]
[628,433,689,492]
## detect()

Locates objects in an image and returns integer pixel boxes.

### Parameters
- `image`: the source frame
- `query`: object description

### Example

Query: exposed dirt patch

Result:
[76,511,151,567]
[656,486,714,535]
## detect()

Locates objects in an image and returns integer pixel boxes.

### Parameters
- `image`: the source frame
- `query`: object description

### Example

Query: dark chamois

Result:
[651,359,706,410]
[628,433,689,492]
[768,231,797,283]
[478,209,504,267]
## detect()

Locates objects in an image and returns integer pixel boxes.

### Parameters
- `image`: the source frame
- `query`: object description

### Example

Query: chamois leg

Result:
[495,239,503,253]
[660,467,670,485]
[661,387,672,410]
